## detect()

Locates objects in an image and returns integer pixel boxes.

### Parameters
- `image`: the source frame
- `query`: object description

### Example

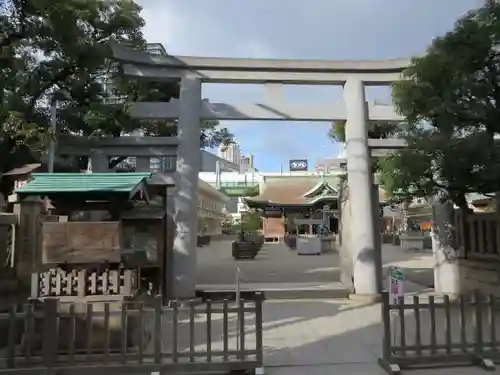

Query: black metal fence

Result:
[0,293,264,374]
[379,290,499,374]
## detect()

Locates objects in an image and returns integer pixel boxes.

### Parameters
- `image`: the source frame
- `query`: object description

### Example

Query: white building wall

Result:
[218,143,241,165]
[198,171,262,185]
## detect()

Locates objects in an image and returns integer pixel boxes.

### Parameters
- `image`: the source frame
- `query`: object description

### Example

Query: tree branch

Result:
[109,156,127,169]
[0,32,23,49]
[29,65,77,110]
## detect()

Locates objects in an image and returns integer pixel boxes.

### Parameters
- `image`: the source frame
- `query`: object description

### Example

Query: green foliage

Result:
[0,0,146,173]
[241,211,262,232]
[388,0,500,207]
[328,121,347,143]
[243,185,260,197]
[0,0,233,175]
[328,120,403,144]
[328,120,404,182]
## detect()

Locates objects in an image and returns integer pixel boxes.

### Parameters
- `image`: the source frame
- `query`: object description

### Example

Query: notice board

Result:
[42,221,121,264]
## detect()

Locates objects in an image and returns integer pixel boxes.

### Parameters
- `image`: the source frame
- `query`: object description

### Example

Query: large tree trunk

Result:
[431,195,461,296]
[401,200,410,232]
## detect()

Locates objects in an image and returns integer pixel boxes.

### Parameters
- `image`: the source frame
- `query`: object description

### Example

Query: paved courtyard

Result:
[196,240,340,286]
[178,241,480,375]
[196,239,435,288]
[262,297,500,375]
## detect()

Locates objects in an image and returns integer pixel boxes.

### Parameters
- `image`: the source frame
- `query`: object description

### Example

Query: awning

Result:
[15,172,152,201]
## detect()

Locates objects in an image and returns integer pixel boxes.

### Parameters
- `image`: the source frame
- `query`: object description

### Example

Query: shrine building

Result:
[244,174,341,242]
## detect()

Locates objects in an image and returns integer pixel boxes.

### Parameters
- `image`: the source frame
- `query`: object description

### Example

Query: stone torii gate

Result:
[111,42,409,300]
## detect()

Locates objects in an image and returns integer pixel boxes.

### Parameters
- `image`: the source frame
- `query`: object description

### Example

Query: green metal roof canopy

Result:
[15,172,152,201]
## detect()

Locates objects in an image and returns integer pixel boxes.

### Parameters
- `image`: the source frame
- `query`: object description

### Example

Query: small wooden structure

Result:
[1,171,265,375]
[1,164,42,205]
[14,172,174,302]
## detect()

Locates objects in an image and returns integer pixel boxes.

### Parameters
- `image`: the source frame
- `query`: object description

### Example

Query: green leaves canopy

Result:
[241,211,262,232]
[0,0,233,175]
[385,0,500,207]
[328,120,403,144]
[328,120,404,182]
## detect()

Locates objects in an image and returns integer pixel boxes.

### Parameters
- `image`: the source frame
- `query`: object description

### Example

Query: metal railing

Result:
[379,291,499,374]
[219,181,258,188]
[0,294,264,374]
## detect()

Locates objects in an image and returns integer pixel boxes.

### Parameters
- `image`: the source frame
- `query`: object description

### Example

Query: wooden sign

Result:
[42,222,121,264]
[121,221,160,263]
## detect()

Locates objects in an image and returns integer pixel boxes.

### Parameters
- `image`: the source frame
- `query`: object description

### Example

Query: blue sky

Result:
[137,0,482,172]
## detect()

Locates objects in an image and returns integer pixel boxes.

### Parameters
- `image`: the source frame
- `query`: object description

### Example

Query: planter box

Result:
[232,241,258,260]
[200,235,211,246]
[321,236,337,253]
[284,235,297,249]
[246,234,264,250]
[297,237,321,255]
[400,234,424,251]
[196,235,212,247]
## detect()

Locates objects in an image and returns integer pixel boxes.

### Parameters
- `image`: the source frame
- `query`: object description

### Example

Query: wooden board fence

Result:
[0,293,264,375]
[379,290,500,374]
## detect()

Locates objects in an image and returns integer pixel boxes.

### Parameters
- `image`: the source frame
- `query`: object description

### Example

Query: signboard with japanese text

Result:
[389,266,404,305]
[289,159,308,172]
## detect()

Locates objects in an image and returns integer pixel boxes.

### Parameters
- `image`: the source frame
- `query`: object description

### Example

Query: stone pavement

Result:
[196,240,435,293]
[196,240,341,285]
[195,239,488,374]
[261,280,499,375]
[382,244,434,288]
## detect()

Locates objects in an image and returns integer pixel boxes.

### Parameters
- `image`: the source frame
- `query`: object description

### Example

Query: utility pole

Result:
[48,89,71,173]
[48,100,57,173]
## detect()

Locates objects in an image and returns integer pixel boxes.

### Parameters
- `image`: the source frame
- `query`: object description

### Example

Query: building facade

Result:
[121,149,240,174]
[245,174,343,241]
[315,157,346,173]
[197,179,229,236]
[200,150,240,172]
[198,171,261,215]
[239,154,255,172]
[218,143,241,165]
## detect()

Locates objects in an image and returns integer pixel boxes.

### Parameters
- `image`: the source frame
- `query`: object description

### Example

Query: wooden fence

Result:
[454,210,500,261]
[0,293,264,374]
[379,291,499,374]
[30,268,136,301]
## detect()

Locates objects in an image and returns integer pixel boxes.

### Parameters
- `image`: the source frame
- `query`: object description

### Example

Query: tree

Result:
[388,0,500,211]
[0,0,233,176]
[0,0,146,174]
[241,211,262,233]
[328,120,402,144]
[328,119,411,229]
[327,120,403,176]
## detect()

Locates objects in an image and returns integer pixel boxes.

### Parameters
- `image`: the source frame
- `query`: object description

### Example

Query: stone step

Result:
[196,282,350,300]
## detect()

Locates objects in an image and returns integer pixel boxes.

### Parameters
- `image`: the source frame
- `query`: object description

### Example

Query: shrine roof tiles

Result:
[247,180,333,205]
[15,172,152,196]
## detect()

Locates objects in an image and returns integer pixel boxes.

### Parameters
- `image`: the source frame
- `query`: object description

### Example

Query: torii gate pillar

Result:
[344,78,379,299]
[173,75,202,299]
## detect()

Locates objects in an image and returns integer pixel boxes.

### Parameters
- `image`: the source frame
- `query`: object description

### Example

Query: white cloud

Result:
[134,0,480,169]
[236,40,276,58]
[138,0,184,48]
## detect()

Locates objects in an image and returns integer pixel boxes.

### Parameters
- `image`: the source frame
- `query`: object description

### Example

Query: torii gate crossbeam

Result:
[111,42,410,300]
